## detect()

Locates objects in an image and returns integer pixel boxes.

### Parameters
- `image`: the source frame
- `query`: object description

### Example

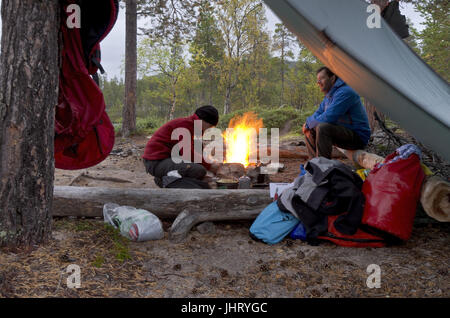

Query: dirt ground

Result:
[0,134,448,298]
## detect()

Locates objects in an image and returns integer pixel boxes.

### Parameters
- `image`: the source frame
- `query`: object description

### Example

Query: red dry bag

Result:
[361,152,425,241]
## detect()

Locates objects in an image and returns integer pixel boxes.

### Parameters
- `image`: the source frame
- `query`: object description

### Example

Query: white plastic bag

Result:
[103,203,164,241]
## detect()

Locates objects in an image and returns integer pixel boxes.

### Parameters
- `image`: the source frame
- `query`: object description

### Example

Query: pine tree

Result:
[0,0,60,247]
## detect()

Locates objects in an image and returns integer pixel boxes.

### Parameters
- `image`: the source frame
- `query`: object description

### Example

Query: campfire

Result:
[223,112,263,167]
[215,112,282,189]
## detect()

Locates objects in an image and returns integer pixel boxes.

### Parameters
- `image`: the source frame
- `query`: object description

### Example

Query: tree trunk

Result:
[280,37,285,107]
[0,0,60,247]
[224,85,232,115]
[169,82,177,120]
[122,0,137,137]
[208,67,214,105]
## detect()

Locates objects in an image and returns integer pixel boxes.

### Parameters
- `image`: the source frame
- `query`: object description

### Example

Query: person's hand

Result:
[302,123,309,135]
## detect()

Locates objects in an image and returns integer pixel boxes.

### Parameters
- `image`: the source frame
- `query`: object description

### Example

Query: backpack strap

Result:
[90,48,105,74]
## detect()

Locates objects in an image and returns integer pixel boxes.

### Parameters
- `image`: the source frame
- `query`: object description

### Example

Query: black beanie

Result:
[195,105,219,126]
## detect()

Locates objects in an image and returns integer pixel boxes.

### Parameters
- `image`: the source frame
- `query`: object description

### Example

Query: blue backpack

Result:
[249,201,300,245]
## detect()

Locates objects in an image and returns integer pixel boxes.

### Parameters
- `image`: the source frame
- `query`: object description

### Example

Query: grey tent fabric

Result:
[264,0,450,161]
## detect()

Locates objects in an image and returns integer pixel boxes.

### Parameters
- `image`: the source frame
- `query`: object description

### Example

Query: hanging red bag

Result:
[361,152,425,241]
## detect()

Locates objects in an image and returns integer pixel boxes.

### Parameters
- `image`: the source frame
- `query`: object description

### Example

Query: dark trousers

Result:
[143,158,207,188]
[304,123,366,159]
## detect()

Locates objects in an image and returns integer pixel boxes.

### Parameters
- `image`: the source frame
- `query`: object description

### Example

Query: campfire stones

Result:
[215,162,271,189]
[238,176,252,189]
[246,164,269,185]
[216,163,246,180]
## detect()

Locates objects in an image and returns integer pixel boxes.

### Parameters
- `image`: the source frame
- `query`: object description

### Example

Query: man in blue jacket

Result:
[303,67,371,159]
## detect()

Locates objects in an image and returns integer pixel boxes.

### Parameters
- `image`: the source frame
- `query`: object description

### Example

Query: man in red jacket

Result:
[143,105,221,188]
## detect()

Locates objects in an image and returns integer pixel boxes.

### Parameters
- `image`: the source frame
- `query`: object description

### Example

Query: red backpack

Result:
[55,0,119,170]
[317,215,387,248]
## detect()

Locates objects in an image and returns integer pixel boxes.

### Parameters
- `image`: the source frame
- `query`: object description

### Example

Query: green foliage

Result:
[52,219,132,264]
[258,107,298,130]
[101,224,132,262]
[74,220,96,232]
[413,0,449,82]
[217,108,253,129]
[106,0,450,136]
[136,116,164,134]
[92,254,105,268]
[114,241,132,262]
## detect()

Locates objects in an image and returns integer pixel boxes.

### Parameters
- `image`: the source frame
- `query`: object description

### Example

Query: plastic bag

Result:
[103,203,164,242]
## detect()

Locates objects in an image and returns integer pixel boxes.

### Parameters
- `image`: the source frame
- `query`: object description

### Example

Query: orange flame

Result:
[223,112,264,167]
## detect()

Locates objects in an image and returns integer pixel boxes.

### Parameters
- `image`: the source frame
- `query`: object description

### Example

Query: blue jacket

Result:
[306,78,371,145]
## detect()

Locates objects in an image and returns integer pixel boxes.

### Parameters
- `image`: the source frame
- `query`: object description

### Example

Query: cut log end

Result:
[420,176,450,222]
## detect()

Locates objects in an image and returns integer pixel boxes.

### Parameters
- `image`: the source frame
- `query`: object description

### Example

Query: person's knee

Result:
[316,122,334,135]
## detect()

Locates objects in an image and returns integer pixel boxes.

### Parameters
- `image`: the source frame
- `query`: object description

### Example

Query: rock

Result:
[216,163,246,180]
[196,222,216,234]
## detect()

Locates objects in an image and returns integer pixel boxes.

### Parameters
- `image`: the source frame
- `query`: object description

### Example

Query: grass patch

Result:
[113,116,164,136]
[92,254,105,268]
[113,241,132,262]
[136,116,164,135]
[98,223,132,262]
[53,219,132,264]
[280,131,302,142]
[53,219,95,232]
[74,220,96,232]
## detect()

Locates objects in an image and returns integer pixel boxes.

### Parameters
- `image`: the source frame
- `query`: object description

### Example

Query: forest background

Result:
[99,0,448,136]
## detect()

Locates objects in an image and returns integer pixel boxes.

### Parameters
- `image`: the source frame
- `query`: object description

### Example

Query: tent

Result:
[264,0,450,162]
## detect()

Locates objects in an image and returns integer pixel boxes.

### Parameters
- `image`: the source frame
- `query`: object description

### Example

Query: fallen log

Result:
[337,147,450,222]
[53,186,272,240]
[169,207,261,242]
[53,186,271,218]
[335,148,384,169]
[276,145,309,159]
[266,145,345,160]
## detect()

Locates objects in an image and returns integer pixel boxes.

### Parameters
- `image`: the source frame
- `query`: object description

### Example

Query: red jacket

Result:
[142,114,211,170]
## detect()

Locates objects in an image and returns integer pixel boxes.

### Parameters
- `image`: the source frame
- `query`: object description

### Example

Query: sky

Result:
[0,2,425,80]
